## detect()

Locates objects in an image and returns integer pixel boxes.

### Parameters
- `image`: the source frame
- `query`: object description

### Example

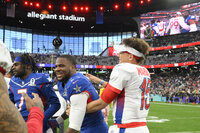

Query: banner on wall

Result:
[108,47,118,56]
[27,11,85,22]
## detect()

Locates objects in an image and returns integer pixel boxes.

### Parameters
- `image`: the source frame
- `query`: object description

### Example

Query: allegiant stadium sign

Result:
[27,11,85,22]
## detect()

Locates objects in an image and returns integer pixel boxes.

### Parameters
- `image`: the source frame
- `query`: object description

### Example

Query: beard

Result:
[57,68,72,87]
[14,66,26,78]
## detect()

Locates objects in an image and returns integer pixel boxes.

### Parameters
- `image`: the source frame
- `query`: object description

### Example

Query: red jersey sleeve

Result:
[101,83,121,104]
[26,107,44,133]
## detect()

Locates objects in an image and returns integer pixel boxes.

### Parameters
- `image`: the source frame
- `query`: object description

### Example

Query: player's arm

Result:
[40,83,61,131]
[86,83,119,113]
[8,85,15,103]
[165,21,171,34]
[188,16,196,24]
[85,73,108,87]
[23,93,44,133]
[179,17,190,30]
[0,72,28,133]
[154,26,159,35]
[65,92,89,133]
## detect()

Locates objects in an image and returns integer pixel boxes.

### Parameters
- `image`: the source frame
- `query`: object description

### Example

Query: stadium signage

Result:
[27,11,85,22]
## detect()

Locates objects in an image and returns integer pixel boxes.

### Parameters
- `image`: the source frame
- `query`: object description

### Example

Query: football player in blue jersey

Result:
[54,55,108,133]
[0,40,44,133]
[9,53,60,133]
[183,10,198,32]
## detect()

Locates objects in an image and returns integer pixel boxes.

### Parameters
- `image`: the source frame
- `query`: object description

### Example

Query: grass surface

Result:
[59,102,200,133]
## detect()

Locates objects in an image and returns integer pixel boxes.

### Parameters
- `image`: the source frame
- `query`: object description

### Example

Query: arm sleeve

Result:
[26,107,44,133]
[154,26,159,34]
[40,84,61,131]
[101,83,120,104]
[69,93,89,131]
[8,86,15,103]
[179,17,190,30]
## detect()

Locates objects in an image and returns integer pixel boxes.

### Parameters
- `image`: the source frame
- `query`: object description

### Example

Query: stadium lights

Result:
[85,6,89,11]
[5,0,11,3]
[29,2,33,6]
[140,0,144,5]
[24,1,28,6]
[62,5,67,11]
[147,0,151,3]
[99,6,104,11]
[74,6,78,12]
[35,3,40,8]
[126,2,131,8]
[114,4,119,10]
[80,6,84,11]
[48,4,52,9]
[20,1,151,13]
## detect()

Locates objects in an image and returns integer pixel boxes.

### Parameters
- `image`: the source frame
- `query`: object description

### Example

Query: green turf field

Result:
[147,102,200,133]
[61,102,200,133]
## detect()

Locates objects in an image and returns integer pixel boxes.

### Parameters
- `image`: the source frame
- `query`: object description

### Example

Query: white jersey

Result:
[53,90,67,117]
[140,25,146,39]
[158,21,166,36]
[4,77,11,89]
[109,63,150,125]
[166,17,190,35]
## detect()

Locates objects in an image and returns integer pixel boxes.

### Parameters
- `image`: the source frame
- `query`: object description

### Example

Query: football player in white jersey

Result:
[166,12,190,35]
[86,37,151,133]
[157,20,166,36]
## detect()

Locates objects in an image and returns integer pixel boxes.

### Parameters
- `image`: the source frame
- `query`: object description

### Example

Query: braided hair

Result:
[19,54,38,73]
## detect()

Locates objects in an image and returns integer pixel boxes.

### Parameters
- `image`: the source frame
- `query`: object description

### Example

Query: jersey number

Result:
[140,78,150,110]
[17,88,27,111]
[171,21,179,29]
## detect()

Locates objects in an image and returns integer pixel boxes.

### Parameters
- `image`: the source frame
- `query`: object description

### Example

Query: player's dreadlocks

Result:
[20,54,38,73]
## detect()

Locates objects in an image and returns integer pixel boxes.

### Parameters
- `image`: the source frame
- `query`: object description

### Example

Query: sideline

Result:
[153,102,200,108]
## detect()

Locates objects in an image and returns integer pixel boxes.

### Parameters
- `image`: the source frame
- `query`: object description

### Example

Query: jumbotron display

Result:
[140,2,200,39]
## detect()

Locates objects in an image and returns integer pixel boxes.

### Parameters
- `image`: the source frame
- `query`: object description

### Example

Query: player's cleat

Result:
[48,119,59,129]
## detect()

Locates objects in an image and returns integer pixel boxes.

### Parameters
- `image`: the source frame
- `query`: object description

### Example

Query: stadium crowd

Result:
[146,31,200,47]
[10,49,200,67]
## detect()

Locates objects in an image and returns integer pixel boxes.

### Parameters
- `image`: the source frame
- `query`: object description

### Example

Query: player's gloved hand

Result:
[48,119,59,129]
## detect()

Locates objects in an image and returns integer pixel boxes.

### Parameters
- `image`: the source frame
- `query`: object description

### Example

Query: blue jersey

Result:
[185,15,196,25]
[183,15,197,33]
[9,73,60,132]
[152,23,159,37]
[58,73,108,132]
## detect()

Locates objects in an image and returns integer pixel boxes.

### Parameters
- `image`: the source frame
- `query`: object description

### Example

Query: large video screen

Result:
[140,2,200,39]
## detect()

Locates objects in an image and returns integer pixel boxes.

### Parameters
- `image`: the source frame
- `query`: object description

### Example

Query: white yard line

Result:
[153,102,200,108]
[169,131,200,133]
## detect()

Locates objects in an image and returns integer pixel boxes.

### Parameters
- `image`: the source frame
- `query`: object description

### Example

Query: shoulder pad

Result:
[35,73,53,85]
[68,78,90,95]
[114,63,137,73]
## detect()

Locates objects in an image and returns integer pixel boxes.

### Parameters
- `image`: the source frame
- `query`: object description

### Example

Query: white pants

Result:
[108,125,150,133]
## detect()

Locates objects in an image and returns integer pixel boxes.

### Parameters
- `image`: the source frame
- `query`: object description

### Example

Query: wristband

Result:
[99,80,104,86]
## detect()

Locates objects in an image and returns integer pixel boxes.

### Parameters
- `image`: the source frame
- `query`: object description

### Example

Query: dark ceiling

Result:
[0,0,199,32]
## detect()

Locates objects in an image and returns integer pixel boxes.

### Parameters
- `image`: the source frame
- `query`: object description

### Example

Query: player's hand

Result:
[66,105,71,116]
[85,73,100,83]
[22,92,44,112]
[48,119,59,129]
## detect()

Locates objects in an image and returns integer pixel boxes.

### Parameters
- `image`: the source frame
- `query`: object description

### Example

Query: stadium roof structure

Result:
[0,0,199,32]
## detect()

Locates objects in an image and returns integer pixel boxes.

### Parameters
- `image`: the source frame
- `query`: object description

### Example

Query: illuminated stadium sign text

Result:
[27,11,85,22]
